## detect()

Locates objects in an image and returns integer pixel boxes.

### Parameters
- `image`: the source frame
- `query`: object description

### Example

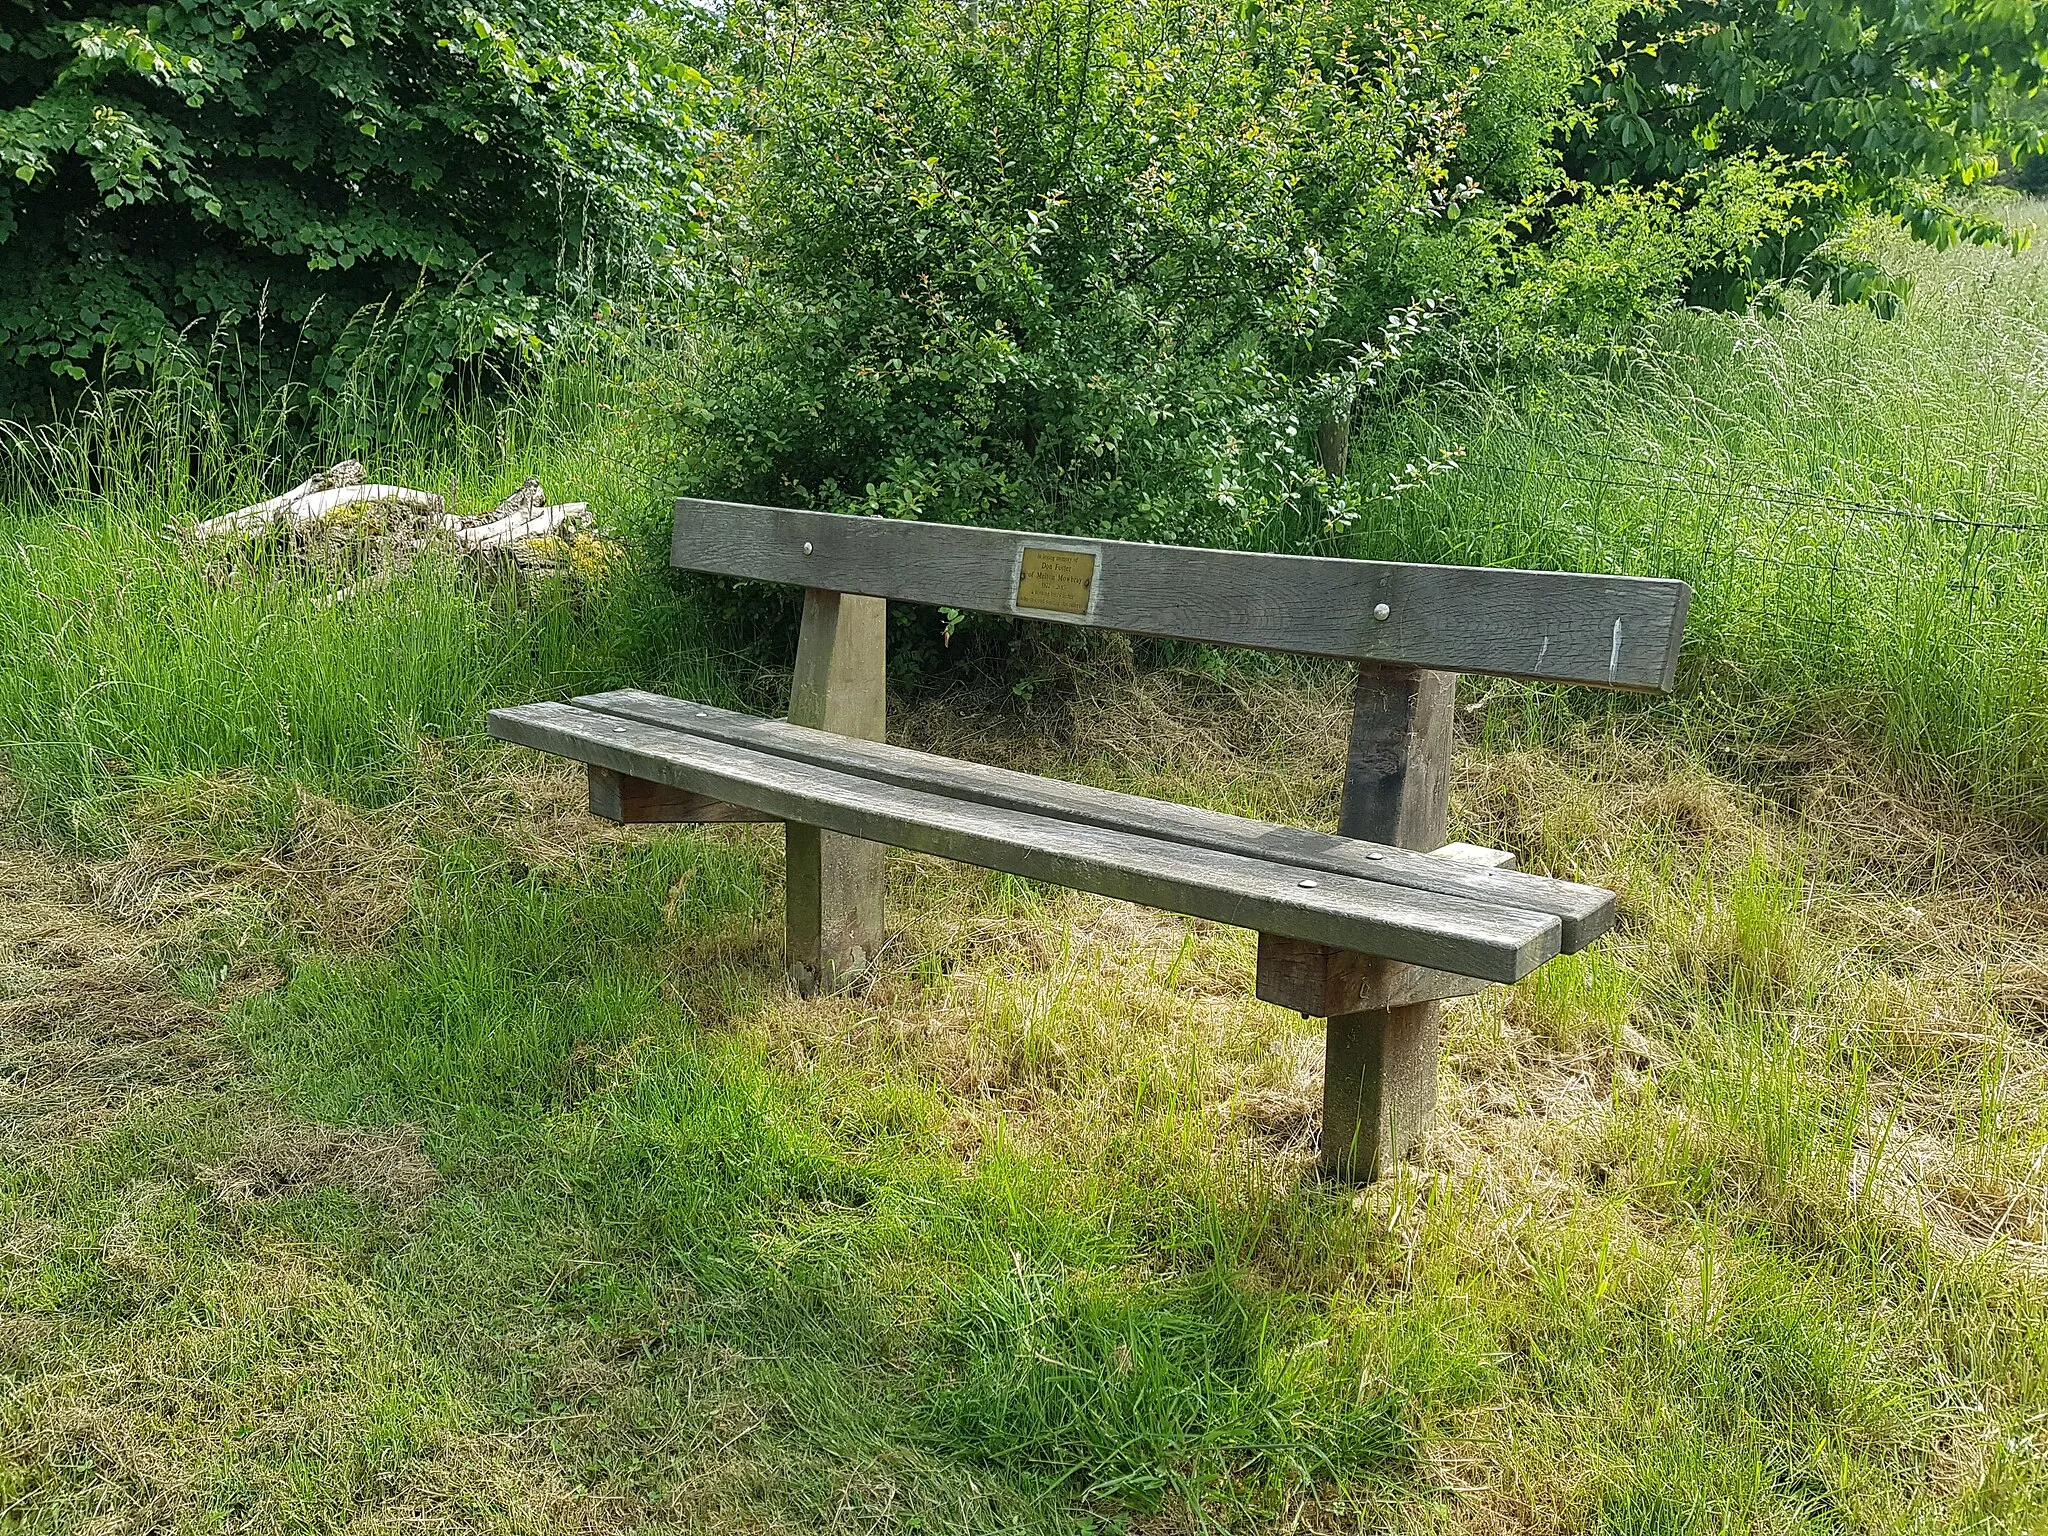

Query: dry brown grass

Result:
[0,843,233,1159]
[95,746,665,964]
[903,671,2045,1171]
[197,1112,442,1209]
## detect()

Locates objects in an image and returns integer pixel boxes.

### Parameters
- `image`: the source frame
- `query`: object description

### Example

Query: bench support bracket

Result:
[785,587,888,996]
[1319,663,1457,1182]
[1255,842,1510,1014]
[1255,935,1486,1016]
[587,765,779,824]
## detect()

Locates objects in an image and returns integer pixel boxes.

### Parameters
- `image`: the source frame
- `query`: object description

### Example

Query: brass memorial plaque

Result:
[1014,545,1097,616]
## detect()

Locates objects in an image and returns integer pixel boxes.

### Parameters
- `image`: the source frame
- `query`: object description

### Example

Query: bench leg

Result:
[1320,663,1456,1181]
[786,825,885,996]
[784,588,888,995]
[1321,1002,1441,1183]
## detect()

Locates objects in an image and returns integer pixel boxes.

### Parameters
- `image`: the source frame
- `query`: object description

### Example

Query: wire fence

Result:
[1337,424,2048,822]
[1357,431,2048,620]
[1480,439,2048,536]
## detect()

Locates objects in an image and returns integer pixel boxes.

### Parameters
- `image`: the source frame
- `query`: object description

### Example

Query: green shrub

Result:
[684,0,1644,553]
[1450,153,1817,366]
[0,0,712,412]
[675,0,1826,558]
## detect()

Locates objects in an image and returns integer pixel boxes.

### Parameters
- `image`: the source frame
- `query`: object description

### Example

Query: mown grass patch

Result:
[5,680,2045,1531]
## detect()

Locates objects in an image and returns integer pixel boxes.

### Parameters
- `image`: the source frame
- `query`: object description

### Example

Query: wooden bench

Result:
[490,499,1690,1181]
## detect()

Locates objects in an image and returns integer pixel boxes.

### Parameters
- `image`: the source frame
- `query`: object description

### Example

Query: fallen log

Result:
[187,466,607,604]
[188,460,365,540]
[456,502,590,550]
[189,471,443,542]
[284,484,445,528]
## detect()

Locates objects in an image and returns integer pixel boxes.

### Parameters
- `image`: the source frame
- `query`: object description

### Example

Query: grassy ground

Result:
[3,682,2045,1532]
[4,216,2047,1531]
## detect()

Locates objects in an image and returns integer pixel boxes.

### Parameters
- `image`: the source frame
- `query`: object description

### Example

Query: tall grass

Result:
[4,213,2045,838]
[1351,206,2048,829]
[0,327,724,840]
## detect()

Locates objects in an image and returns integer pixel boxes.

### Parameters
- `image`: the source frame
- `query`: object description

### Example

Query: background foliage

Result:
[3,0,2042,459]
[1573,0,2048,283]
[678,0,1833,556]
[692,0,1500,549]
[0,0,709,412]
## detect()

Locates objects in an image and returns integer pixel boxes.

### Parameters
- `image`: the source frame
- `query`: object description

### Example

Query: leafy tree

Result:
[0,0,709,407]
[1573,0,2048,260]
[2008,87,2048,192]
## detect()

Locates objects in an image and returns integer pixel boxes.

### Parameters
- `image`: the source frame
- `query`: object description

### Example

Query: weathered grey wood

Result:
[1434,842,1518,870]
[788,588,888,739]
[570,690,1613,952]
[1324,1007,1435,1182]
[588,764,778,824]
[487,702,1565,982]
[784,589,888,996]
[1319,663,1456,1183]
[1339,666,1456,845]
[1256,934,1486,1015]
[671,499,1690,691]
[1259,923,1503,1019]
[1255,843,1515,1014]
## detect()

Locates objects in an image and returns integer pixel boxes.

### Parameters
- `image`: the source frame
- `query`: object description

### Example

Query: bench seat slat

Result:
[672,499,1690,690]
[488,701,1563,984]
[572,689,1613,952]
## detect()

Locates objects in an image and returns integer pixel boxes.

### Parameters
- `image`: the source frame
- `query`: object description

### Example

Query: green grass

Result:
[3,217,2047,1531]
[5,715,2045,1531]
[0,353,734,841]
[1349,206,2048,830]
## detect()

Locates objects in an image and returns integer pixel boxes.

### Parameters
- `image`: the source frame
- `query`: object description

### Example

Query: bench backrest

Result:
[673,498,1690,691]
